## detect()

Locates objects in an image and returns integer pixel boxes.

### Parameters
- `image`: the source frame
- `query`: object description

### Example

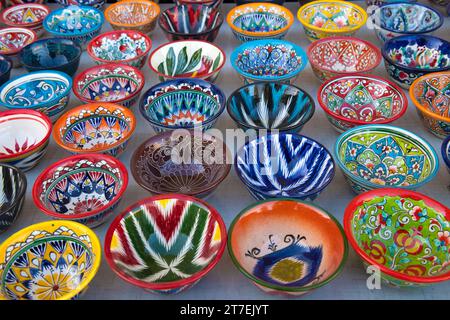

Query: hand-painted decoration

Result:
[0,164,26,233]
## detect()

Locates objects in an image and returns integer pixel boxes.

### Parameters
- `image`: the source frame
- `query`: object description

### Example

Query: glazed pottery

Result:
[318,74,408,132]
[297,0,367,42]
[64,0,106,10]
[0,71,72,122]
[228,198,347,295]
[366,0,416,7]
[0,4,50,37]
[231,39,307,84]
[177,0,223,5]
[131,131,231,198]
[236,0,284,4]
[335,124,439,194]
[87,30,152,69]
[140,78,225,132]
[149,40,225,82]
[7,0,45,4]
[73,63,145,108]
[0,220,101,299]
[20,38,82,77]
[409,71,450,138]
[442,135,450,173]
[344,188,450,287]
[104,194,227,294]
[307,36,382,82]
[227,82,315,132]
[32,154,128,228]
[0,55,11,87]
[0,27,36,68]
[226,3,294,42]
[382,35,450,89]
[53,102,136,157]
[0,164,26,233]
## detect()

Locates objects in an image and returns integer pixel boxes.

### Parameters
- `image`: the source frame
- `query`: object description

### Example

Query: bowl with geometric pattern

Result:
[0,3,50,37]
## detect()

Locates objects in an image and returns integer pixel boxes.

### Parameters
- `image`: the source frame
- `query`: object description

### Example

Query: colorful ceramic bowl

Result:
[53,102,136,157]
[149,40,225,82]
[366,0,416,7]
[0,71,72,122]
[236,0,284,5]
[228,198,347,295]
[344,188,450,287]
[226,3,294,42]
[442,135,450,173]
[32,154,128,228]
[0,55,11,86]
[0,220,101,299]
[66,0,106,10]
[307,37,382,82]
[140,78,225,132]
[0,164,26,234]
[0,27,36,68]
[20,38,82,77]
[73,63,145,108]
[104,0,160,35]
[382,35,450,89]
[104,194,227,295]
[0,4,49,37]
[409,71,450,138]
[87,30,152,69]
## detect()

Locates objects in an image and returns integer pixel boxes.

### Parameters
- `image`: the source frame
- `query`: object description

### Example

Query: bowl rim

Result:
[103,193,228,291]
[442,135,450,169]
[0,27,37,56]
[227,197,348,292]
[343,188,450,283]
[104,0,161,28]
[0,163,27,218]
[0,3,50,28]
[226,81,315,131]
[317,73,408,126]
[32,153,129,220]
[0,55,12,79]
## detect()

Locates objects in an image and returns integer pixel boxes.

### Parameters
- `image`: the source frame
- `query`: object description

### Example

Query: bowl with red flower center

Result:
[0,3,50,37]
[0,27,36,68]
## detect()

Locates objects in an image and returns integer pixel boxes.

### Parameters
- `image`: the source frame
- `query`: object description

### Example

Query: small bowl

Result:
[335,124,439,194]
[140,78,225,132]
[366,0,416,7]
[318,74,408,132]
[73,63,145,108]
[53,102,136,157]
[67,0,106,10]
[104,194,227,295]
[0,4,50,37]
[0,27,36,68]
[0,164,26,233]
[442,135,450,173]
[382,35,450,89]
[20,38,82,77]
[226,2,294,42]
[307,36,382,82]
[104,0,160,35]
[0,55,12,86]
[409,71,450,138]
[297,0,367,42]
[227,81,315,132]
[228,198,347,296]
[159,4,223,42]
[344,188,450,287]
[149,40,225,82]
[131,131,231,198]
[0,71,72,122]
[0,220,101,299]
[33,154,128,228]
[87,30,152,69]
[231,39,307,84]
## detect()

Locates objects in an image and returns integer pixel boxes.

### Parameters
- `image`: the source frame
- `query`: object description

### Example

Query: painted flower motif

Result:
[375,211,391,234]
[364,240,387,265]
[408,206,425,221]
[393,229,423,255]
[398,264,427,277]
[312,16,325,27]
[436,231,450,248]
[73,198,106,214]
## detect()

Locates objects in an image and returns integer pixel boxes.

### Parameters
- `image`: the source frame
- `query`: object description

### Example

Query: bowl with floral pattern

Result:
[0,55,12,87]
[0,4,50,37]
[344,188,450,287]
[442,135,450,173]
[53,102,136,158]
[0,164,26,234]
[0,220,101,299]
[0,27,36,68]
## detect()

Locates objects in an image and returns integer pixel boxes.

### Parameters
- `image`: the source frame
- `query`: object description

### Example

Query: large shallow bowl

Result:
[0,27,36,68]
[344,188,450,287]
[0,4,49,37]
[104,194,227,294]
[0,220,101,299]
[0,55,12,87]
[0,164,26,234]
[442,135,450,173]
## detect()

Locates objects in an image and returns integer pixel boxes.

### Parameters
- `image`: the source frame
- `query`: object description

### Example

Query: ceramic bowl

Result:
[73,63,145,108]
[87,30,152,69]
[307,37,382,82]
[53,102,136,157]
[382,35,450,89]
[227,82,315,133]
[0,164,26,234]
[0,27,36,68]
[20,38,82,77]
[226,3,294,42]
[149,40,225,82]
[335,124,439,194]
[43,5,104,50]
[104,0,160,35]
[159,4,223,42]
[318,74,408,133]
[297,0,367,42]
[104,194,227,295]
[0,4,50,37]
[33,154,128,228]
[66,0,106,10]
[140,78,225,132]
[131,131,231,198]
[0,220,101,299]
[344,188,450,287]
[442,135,450,173]
[7,0,45,4]
[228,198,347,295]
[366,0,416,7]
[0,55,12,86]
[231,39,307,84]
[236,0,284,4]
[0,71,72,122]
[177,0,222,4]
[409,71,450,138]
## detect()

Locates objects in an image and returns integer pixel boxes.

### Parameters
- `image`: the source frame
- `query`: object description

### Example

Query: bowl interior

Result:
[411,72,450,119]
[106,1,159,26]
[44,6,103,35]
[160,5,222,34]
[231,8,288,34]
[0,165,25,213]
[3,5,48,25]
[21,39,81,68]
[90,32,150,62]
[0,29,35,54]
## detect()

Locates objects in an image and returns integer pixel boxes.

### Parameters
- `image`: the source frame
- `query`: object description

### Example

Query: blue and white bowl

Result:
[442,135,450,174]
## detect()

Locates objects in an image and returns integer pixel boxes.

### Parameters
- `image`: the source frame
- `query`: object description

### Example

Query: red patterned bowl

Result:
[0,4,49,37]
[0,27,36,68]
